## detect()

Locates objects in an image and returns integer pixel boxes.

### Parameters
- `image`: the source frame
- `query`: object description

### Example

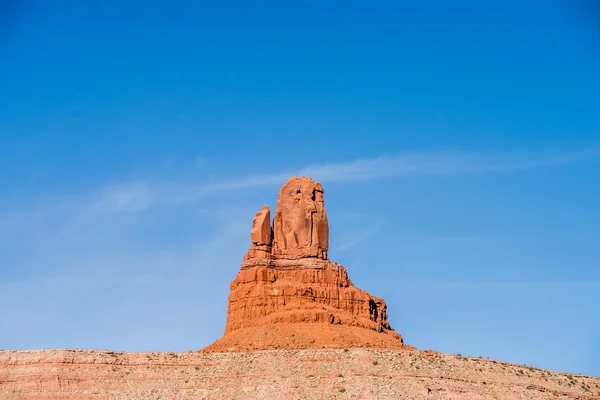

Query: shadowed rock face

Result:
[210,176,403,351]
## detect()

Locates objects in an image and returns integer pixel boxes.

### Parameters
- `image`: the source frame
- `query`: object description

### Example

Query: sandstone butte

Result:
[2,176,599,400]
[203,176,407,352]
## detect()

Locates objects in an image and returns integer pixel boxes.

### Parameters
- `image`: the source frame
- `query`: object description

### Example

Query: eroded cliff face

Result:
[206,176,403,351]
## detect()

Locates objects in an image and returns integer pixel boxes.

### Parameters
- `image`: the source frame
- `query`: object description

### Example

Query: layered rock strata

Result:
[205,176,404,351]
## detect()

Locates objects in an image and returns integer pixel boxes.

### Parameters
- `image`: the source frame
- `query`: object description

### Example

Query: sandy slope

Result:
[1,348,599,399]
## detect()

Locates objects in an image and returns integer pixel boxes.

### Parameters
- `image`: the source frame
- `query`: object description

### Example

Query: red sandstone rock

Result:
[244,205,273,261]
[250,205,272,246]
[273,177,328,259]
[206,176,404,352]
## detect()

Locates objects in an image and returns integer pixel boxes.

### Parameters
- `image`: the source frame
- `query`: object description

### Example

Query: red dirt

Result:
[2,348,598,399]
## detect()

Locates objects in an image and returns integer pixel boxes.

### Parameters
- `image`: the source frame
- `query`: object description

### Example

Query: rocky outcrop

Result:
[272,177,328,259]
[244,206,272,261]
[207,176,404,351]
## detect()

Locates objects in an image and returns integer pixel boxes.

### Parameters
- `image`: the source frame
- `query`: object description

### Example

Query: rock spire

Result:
[204,176,405,352]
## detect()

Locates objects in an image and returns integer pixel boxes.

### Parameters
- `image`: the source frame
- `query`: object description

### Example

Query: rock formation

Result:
[244,205,272,261]
[205,176,404,351]
[272,177,328,259]
[4,180,598,400]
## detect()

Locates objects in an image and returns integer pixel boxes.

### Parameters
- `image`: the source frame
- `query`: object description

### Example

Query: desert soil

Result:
[1,348,599,400]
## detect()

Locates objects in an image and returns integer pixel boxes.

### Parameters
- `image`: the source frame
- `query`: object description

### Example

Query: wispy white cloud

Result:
[331,221,384,253]
[299,147,600,182]
[95,181,153,212]
[2,146,598,223]
[92,146,600,213]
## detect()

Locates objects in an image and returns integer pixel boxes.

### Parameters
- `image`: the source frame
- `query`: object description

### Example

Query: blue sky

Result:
[1,0,599,376]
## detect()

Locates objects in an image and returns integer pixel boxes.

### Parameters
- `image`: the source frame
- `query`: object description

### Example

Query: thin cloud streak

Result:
[331,222,384,253]
[301,147,600,182]
[3,146,592,220]
[187,147,600,192]
[97,147,599,212]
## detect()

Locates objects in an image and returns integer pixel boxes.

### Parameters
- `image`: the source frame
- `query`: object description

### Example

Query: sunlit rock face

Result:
[272,177,329,260]
[207,176,404,352]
